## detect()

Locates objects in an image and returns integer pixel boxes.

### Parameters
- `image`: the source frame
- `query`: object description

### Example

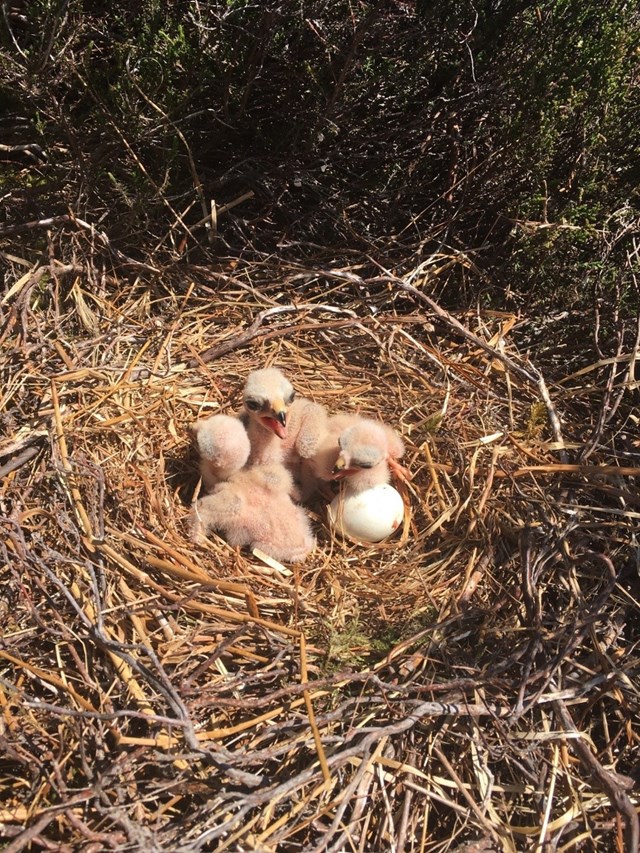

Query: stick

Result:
[554,700,639,853]
[300,633,331,784]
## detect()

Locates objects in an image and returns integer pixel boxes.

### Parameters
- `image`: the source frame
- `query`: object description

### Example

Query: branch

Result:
[554,699,639,852]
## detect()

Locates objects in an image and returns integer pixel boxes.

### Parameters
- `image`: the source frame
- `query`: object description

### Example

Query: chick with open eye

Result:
[241,367,328,483]
[242,367,295,465]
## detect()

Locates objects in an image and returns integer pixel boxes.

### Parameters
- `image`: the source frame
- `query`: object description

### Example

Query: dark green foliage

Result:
[1,0,638,309]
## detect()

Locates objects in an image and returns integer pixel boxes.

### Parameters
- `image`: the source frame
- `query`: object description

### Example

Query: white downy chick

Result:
[241,367,296,466]
[309,414,406,495]
[191,414,250,491]
[241,367,328,484]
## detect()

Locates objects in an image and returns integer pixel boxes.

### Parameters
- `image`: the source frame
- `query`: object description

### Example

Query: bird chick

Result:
[191,414,250,491]
[242,367,328,476]
[282,397,329,499]
[242,367,296,466]
[189,463,316,563]
[298,413,355,499]
[309,415,406,494]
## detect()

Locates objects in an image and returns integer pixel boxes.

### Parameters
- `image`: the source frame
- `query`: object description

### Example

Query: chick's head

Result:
[243,367,295,440]
[333,421,388,479]
[192,414,250,473]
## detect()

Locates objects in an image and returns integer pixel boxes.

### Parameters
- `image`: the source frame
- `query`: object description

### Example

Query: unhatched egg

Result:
[328,483,405,544]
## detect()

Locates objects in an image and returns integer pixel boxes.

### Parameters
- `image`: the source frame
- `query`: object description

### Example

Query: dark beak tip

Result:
[277,412,287,426]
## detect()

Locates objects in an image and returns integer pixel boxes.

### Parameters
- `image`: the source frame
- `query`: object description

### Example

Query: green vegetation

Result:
[1,1,638,307]
[0,0,640,272]
[323,614,373,670]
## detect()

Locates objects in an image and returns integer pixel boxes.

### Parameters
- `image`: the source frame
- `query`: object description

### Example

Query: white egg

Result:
[328,484,405,544]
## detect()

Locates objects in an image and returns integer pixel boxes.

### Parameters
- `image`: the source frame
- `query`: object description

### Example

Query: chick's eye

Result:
[245,398,262,412]
[286,391,296,405]
[354,459,373,469]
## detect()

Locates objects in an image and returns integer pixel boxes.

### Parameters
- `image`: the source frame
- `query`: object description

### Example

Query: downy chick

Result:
[189,453,315,563]
[191,414,250,491]
[308,414,406,495]
[242,366,328,479]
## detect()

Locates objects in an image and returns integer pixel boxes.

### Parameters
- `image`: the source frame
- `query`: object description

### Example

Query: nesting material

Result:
[329,483,405,543]
[3,250,636,853]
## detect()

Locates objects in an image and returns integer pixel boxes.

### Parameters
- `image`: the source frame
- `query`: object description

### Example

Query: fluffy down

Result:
[281,397,328,496]
[191,414,250,491]
[305,414,405,495]
[189,464,316,563]
[241,367,328,483]
[297,413,355,500]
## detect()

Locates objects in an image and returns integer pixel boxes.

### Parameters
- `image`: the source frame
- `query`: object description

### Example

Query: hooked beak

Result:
[333,453,362,480]
[271,396,287,428]
[259,398,288,440]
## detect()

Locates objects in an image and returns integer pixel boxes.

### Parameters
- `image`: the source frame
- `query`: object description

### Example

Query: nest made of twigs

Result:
[1,251,638,852]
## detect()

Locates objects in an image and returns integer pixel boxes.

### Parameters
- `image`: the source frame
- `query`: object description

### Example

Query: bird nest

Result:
[1,250,639,852]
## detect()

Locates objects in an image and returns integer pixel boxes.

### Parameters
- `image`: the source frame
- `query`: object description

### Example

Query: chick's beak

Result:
[259,398,288,439]
[333,455,346,472]
[333,453,361,480]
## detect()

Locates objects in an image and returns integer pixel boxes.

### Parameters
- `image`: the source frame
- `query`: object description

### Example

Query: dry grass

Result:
[1,246,639,852]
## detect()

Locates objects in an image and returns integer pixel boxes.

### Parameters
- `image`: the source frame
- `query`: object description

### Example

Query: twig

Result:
[3,793,94,853]
[191,303,358,365]
[191,191,256,229]
[432,745,507,849]
[553,699,639,853]
[0,444,40,480]
[300,633,331,785]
